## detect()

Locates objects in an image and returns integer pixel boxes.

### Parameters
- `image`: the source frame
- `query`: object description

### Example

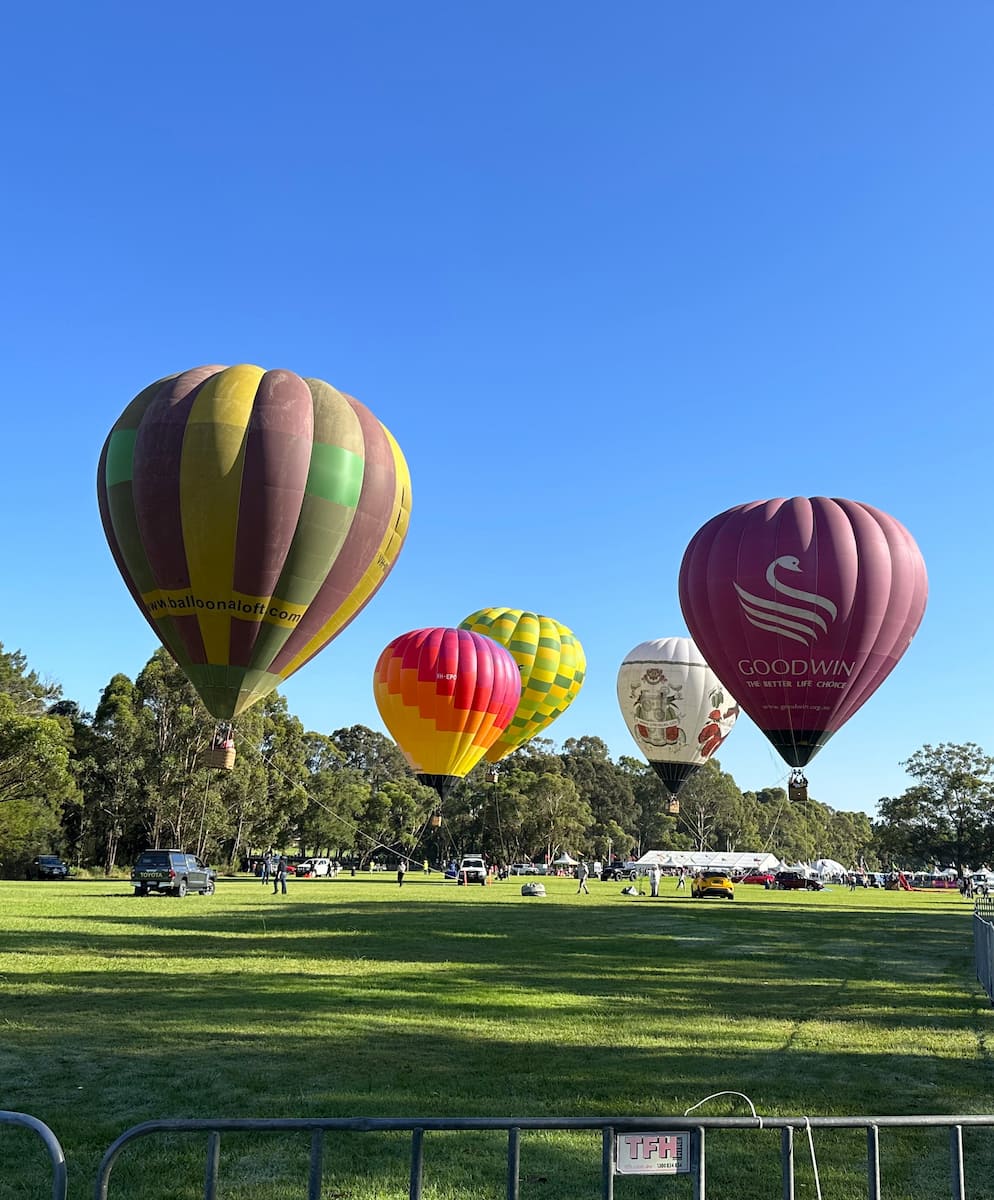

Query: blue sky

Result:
[2,1,991,816]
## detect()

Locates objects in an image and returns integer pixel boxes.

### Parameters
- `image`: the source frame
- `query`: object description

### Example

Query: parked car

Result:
[692,870,734,900]
[739,871,775,885]
[509,863,539,875]
[297,857,336,877]
[31,855,70,880]
[775,871,824,891]
[600,861,640,882]
[131,850,216,897]
[456,855,488,885]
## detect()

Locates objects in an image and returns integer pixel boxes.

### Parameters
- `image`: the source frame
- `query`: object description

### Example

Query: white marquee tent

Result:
[633,850,781,873]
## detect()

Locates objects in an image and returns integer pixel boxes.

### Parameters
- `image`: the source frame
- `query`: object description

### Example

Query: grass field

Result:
[1,874,992,1198]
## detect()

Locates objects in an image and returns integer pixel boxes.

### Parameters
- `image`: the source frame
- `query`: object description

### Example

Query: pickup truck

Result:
[131,849,216,896]
[457,855,488,885]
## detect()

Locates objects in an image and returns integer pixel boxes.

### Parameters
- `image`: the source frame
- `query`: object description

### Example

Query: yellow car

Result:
[691,870,735,900]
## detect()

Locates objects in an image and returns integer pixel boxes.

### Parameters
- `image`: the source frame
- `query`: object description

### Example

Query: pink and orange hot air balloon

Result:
[373,627,522,798]
[678,496,927,770]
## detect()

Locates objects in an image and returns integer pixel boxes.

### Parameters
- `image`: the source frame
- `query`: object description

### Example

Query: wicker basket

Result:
[204,746,236,771]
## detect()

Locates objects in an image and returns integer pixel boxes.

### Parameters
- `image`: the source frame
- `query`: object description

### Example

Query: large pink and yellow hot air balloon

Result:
[98,364,411,721]
[373,627,522,798]
[678,496,927,769]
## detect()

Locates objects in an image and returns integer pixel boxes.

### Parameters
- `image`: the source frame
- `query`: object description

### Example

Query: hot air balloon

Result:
[373,627,522,798]
[98,364,411,750]
[617,637,739,799]
[457,609,586,761]
[678,496,927,771]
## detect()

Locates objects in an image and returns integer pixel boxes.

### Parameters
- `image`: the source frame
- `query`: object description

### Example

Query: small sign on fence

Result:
[615,1131,692,1174]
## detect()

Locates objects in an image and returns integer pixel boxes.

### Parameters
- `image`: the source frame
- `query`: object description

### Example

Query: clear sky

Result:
[1,2,991,816]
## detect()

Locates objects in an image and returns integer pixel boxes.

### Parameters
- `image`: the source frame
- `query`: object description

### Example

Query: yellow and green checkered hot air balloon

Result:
[457,608,585,762]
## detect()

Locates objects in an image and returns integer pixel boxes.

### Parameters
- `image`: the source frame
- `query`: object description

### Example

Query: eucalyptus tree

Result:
[617,755,680,857]
[0,693,78,867]
[561,735,638,841]
[673,758,744,852]
[0,642,61,715]
[0,643,76,868]
[296,732,370,858]
[130,649,214,854]
[876,742,994,874]
[89,672,147,870]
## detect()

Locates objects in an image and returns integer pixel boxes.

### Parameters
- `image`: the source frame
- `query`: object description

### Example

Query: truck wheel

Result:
[203,879,215,895]
[176,879,188,898]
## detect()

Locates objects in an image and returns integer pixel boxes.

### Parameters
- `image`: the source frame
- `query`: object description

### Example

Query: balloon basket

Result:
[667,799,680,815]
[205,747,236,771]
[788,771,808,803]
[430,814,442,828]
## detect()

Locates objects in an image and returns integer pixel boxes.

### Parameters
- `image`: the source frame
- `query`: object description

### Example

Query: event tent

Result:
[633,850,781,873]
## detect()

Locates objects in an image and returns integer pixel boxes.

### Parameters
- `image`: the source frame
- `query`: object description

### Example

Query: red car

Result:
[775,871,824,891]
[739,872,775,885]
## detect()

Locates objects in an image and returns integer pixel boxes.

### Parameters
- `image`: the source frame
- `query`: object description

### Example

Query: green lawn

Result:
[1,874,992,1198]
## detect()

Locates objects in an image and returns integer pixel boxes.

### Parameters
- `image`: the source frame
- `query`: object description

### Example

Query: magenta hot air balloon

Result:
[678,497,927,769]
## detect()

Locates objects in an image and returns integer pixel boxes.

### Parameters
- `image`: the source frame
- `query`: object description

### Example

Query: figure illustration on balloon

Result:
[617,636,739,803]
[628,672,686,747]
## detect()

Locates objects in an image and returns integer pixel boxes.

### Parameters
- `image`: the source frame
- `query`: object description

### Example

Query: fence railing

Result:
[0,1109,68,1200]
[93,1113,994,1200]
[976,895,994,1005]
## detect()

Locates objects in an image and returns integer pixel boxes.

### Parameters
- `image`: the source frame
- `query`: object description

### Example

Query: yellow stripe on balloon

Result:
[276,427,412,681]
[180,364,264,664]
[138,586,308,629]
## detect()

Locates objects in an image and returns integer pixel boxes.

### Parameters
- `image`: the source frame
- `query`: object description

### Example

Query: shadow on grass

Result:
[2,886,992,1198]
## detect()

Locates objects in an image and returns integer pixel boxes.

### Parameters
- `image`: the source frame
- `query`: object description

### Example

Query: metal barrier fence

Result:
[0,1109,68,1200]
[94,1113,994,1200]
[977,895,994,1005]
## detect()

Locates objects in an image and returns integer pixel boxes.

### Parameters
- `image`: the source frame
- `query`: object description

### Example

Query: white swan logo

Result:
[734,555,837,647]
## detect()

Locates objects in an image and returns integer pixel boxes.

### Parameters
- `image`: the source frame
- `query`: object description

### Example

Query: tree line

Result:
[1,640,991,876]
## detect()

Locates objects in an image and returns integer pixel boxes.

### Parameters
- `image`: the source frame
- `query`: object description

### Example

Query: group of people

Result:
[259,852,288,895]
[575,861,688,896]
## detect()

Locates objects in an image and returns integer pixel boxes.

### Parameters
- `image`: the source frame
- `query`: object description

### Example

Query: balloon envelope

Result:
[617,637,739,795]
[373,627,522,796]
[678,496,927,767]
[457,608,586,762]
[98,364,411,719]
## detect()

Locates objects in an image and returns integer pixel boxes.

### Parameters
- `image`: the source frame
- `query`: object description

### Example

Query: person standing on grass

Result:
[576,859,590,895]
[676,867,686,890]
[272,855,287,895]
[649,862,661,897]
[397,859,407,887]
[261,852,272,885]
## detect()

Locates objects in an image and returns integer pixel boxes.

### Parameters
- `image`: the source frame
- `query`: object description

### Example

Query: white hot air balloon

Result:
[617,637,740,798]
